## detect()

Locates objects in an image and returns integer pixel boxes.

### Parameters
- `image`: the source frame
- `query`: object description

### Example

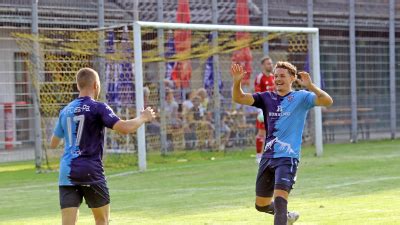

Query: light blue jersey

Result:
[252,90,316,159]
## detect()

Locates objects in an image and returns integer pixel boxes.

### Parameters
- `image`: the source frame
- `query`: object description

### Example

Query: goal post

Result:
[13,21,323,171]
[133,21,323,171]
[133,22,146,171]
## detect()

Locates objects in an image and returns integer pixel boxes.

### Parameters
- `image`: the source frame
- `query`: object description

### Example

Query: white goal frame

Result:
[133,21,323,171]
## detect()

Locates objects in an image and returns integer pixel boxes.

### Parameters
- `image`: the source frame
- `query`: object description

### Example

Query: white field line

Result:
[111,185,251,194]
[0,183,56,192]
[329,152,400,161]
[0,159,241,192]
[1,153,399,192]
[325,176,400,189]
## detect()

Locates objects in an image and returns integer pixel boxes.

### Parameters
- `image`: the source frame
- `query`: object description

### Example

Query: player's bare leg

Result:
[255,196,274,216]
[91,204,110,225]
[256,196,273,207]
[255,128,266,164]
[62,207,79,225]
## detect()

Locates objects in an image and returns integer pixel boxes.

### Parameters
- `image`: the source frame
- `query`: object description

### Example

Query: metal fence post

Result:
[97,0,109,153]
[389,0,396,139]
[262,0,269,55]
[31,0,42,169]
[97,0,106,100]
[349,0,358,142]
[157,0,168,155]
[212,0,222,150]
[307,0,323,156]
[133,0,139,22]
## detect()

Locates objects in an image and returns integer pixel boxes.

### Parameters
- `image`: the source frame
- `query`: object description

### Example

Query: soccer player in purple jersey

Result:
[49,68,156,225]
[231,62,333,225]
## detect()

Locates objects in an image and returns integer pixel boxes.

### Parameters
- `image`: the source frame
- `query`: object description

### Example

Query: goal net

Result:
[13,22,321,171]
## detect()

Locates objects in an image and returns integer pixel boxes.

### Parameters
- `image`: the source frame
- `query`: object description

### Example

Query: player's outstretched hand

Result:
[296,71,313,89]
[231,63,246,83]
[141,107,156,122]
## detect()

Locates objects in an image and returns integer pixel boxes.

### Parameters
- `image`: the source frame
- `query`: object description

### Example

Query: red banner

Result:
[232,0,253,86]
[172,0,192,89]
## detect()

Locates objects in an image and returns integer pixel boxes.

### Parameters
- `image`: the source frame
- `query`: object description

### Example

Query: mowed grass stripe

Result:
[0,139,399,224]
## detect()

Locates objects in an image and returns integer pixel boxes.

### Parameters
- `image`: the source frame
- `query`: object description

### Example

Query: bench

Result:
[323,118,380,141]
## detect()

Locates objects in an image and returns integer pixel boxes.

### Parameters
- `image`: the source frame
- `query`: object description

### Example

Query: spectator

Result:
[165,88,181,150]
[164,78,175,89]
[191,95,205,121]
[182,95,201,149]
[220,112,232,150]
[182,91,194,116]
[165,88,180,126]
[189,95,215,149]
[196,88,210,110]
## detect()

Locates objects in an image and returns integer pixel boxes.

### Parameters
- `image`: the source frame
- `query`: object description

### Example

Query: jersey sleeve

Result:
[303,91,316,109]
[251,92,265,109]
[98,103,121,129]
[53,111,64,138]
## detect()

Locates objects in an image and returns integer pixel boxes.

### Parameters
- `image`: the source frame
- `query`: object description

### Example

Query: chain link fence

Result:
[0,0,399,165]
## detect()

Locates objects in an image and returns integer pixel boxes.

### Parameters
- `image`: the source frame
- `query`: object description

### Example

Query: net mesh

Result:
[13,25,311,168]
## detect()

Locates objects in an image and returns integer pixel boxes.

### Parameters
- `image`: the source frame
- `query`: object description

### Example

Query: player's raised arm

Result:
[231,64,255,106]
[112,107,156,135]
[297,71,333,107]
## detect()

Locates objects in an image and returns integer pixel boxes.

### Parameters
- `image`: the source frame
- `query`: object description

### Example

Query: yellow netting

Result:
[13,26,309,156]
[288,34,308,52]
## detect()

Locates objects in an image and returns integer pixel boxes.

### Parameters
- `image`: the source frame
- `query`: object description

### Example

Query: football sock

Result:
[274,197,288,225]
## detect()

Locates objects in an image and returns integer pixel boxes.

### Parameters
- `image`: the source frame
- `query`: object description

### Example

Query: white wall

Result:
[0,28,19,149]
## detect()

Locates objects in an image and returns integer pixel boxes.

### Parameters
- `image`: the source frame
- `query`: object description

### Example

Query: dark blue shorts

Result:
[256,157,299,197]
[59,181,110,209]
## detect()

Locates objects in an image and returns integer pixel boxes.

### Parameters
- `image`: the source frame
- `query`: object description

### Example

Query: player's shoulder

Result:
[256,72,264,78]
[255,91,276,98]
[58,105,67,117]
[58,98,79,115]
[265,90,278,95]
[255,72,264,83]
[291,90,315,103]
[90,99,113,112]
[293,89,313,96]
[96,101,119,119]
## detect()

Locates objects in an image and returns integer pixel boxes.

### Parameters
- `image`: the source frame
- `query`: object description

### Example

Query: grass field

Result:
[1,139,400,225]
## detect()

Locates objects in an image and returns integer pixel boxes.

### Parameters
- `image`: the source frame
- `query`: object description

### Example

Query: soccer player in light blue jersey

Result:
[231,62,333,225]
[49,68,156,225]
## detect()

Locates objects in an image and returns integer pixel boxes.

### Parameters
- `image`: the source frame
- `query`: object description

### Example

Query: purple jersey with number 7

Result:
[53,96,120,186]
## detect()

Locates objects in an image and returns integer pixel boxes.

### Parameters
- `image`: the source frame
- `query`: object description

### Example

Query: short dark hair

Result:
[274,61,297,76]
[76,68,98,90]
[260,56,271,64]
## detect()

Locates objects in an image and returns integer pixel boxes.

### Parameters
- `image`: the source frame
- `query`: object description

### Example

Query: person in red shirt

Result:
[254,56,275,164]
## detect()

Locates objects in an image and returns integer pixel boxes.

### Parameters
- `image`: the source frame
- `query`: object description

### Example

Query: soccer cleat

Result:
[287,211,299,225]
